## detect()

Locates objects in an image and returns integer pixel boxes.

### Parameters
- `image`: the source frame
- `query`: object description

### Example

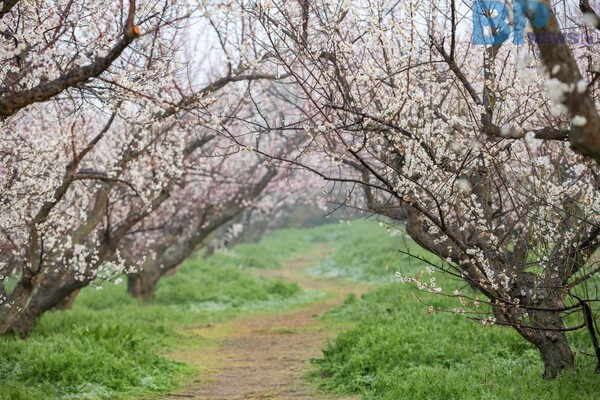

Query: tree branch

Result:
[0,0,19,19]
[0,0,139,118]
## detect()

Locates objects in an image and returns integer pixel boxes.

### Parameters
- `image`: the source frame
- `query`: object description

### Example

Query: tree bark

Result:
[528,306,575,379]
[0,1,139,118]
[500,298,575,379]
[3,270,85,337]
[0,1,20,19]
[0,282,35,336]
[53,289,81,310]
[127,270,160,300]
[532,331,575,379]
[524,0,600,162]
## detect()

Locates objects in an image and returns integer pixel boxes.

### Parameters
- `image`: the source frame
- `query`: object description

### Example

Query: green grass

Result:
[0,228,331,400]
[309,222,600,400]
[152,252,324,311]
[313,284,600,400]
[229,221,360,269]
[0,321,188,400]
[307,220,427,282]
[3,219,598,400]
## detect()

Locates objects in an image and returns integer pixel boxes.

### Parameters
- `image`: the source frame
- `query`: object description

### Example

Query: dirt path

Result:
[161,244,366,400]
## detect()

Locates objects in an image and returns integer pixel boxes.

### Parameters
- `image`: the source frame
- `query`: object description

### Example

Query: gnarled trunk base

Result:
[53,289,80,310]
[127,272,159,300]
[6,270,85,337]
[533,331,575,379]
[503,299,575,379]
[0,283,35,336]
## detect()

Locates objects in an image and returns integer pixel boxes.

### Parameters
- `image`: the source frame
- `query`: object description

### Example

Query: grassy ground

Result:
[0,224,341,400]
[2,220,599,400]
[308,222,600,400]
[307,222,427,283]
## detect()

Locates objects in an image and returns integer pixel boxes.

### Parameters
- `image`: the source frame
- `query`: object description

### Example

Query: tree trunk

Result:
[127,270,160,300]
[528,305,575,379]
[53,289,81,310]
[533,331,575,379]
[501,297,575,379]
[0,282,35,336]
[9,271,85,337]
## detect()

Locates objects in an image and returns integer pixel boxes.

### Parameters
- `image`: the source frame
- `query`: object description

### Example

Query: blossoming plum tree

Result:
[246,0,600,378]
[0,0,293,335]
[4,0,600,381]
